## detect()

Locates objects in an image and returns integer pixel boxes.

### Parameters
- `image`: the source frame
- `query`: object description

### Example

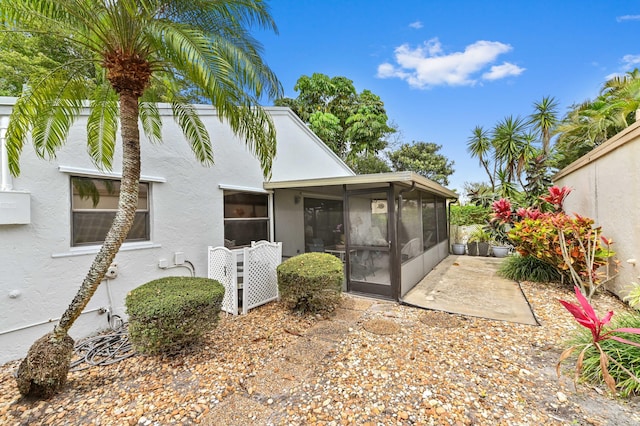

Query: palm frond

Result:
[139,101,162,144]
[171,101,213,166]
[87,82,119,170]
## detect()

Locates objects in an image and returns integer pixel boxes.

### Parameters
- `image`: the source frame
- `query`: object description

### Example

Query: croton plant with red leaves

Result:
[558,286,640,393]
[491,186,616,297]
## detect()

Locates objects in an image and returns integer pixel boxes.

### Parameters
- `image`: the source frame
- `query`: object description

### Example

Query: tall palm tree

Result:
[492,115,527,184]
[1,0,282,398]
[466,125,495,190]
[529,95,558,157]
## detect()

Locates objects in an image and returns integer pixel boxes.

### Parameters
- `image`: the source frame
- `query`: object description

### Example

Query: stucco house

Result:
[554,120,640,300]
[0,97,456,363]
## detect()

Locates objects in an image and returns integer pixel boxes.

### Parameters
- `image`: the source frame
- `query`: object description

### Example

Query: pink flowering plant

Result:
[558,286,640,393]
[493,186,616,299]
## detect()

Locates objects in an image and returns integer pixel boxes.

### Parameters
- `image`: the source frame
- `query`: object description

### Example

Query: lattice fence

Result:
[207,246,238,315]
[207,241,282,315]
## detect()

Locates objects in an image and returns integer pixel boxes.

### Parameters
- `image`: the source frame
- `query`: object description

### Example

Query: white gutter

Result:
[0,116,12,191]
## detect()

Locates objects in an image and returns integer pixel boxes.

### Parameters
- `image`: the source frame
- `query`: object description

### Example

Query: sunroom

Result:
[265,172,458,301]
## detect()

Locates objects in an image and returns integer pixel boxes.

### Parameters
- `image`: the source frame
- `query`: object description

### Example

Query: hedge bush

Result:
[277,252,343,314]
[450,204,491,226]
[126,277,224,355]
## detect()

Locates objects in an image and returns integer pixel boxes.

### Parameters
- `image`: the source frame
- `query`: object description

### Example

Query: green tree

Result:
[387,141,454,186]
[0,29,96,96]
[348,152,391,174]
[492,115,528,183]
[466,125,495,190]
[276,73,394,160]
[2,0,281,398]
[553,69,640,170]
[528,96,559,157]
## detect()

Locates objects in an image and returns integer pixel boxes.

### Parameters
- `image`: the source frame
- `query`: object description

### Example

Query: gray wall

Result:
[554,121,640,299]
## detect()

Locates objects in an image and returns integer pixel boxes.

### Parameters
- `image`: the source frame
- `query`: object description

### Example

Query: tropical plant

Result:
[466,125,495,190]
[624,283,640,309]
[492,115,528,184]
[3,0,281,398]
[570,312,640,397]
[492,186,616,298]
[498,254,561,283]
[558,286,640,394]
[528,96,559,157]
[552,69,640,170]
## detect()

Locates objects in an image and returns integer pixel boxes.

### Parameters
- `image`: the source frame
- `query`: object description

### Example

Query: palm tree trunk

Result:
[17,92,141,398]
[55,92,140,337]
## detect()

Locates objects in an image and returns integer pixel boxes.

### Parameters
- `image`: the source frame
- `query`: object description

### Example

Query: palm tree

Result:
[466,125,495,191]
[553,69,640,169]
[529,96,558,157]
[1,0,282,398]
[492,115,527,184]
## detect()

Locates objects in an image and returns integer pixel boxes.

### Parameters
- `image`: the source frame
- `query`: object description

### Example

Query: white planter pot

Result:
[452,243,466,255]
[492,246,510,258]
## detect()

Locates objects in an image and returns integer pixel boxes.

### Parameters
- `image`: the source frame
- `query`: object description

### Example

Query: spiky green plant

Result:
[568,312,640,396]
[498,254,561,283]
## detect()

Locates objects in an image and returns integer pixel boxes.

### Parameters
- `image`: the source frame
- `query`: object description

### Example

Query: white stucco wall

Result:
[0,99,352,363]
[554,121,640,299]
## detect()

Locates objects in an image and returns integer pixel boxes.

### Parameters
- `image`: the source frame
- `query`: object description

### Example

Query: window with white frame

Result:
[71,176,150,246]
[223,191,269,248]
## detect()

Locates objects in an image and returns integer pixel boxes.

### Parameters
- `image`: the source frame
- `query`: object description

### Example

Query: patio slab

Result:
[402,255,538,325]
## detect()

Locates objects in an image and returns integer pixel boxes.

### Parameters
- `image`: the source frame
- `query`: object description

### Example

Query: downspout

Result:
[1,116,12,191]
[448,198,460,253]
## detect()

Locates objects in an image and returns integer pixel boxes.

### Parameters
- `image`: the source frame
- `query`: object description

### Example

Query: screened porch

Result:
[265,172,458,301]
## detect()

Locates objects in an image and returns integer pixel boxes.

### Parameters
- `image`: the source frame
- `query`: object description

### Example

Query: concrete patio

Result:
[402,254,539,325]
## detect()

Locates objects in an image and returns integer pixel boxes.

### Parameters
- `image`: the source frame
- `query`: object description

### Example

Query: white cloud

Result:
[482,62,525,80]
[376,38,523,88]
[622,54,640,69]
[409,21,423,29]
[616,15,640,22]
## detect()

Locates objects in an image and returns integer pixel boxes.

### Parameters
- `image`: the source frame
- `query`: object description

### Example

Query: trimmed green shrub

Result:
[569,313,640,397]
[498,254,561,283]
[277,252,343,314]
[126,277,224,355]
[450,204,491,226]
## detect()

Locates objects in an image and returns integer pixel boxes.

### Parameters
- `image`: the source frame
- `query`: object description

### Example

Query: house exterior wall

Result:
[0,98,352,363]
[554,121,640,299]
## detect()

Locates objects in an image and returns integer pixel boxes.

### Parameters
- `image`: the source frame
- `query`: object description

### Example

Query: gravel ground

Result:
[1,280,639,425]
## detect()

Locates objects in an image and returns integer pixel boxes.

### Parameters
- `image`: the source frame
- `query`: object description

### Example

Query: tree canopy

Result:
[387,141,454,186]
[0,30,94,96]
[552,69,640,170]
[275,73,395,162]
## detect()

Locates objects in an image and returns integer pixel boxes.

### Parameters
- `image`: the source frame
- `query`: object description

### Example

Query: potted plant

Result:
[451,224,466,255]
[487,222,512,258]
[467,228,491,256]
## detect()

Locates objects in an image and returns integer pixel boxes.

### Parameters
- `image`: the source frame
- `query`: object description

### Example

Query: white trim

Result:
[218,183,270,194]
[58,165,166,183]
[51,241,161,258]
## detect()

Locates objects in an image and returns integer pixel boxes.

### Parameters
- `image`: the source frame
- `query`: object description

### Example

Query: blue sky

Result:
[257,1,640,193]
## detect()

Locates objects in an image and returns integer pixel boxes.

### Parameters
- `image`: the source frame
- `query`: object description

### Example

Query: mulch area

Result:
[1,281,640,425]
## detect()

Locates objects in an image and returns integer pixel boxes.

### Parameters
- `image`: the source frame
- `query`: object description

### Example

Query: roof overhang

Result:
[264,171,458,199]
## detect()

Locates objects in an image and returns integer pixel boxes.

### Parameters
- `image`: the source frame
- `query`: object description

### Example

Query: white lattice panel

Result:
[207,246,238,315]
[243,242,282,314]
